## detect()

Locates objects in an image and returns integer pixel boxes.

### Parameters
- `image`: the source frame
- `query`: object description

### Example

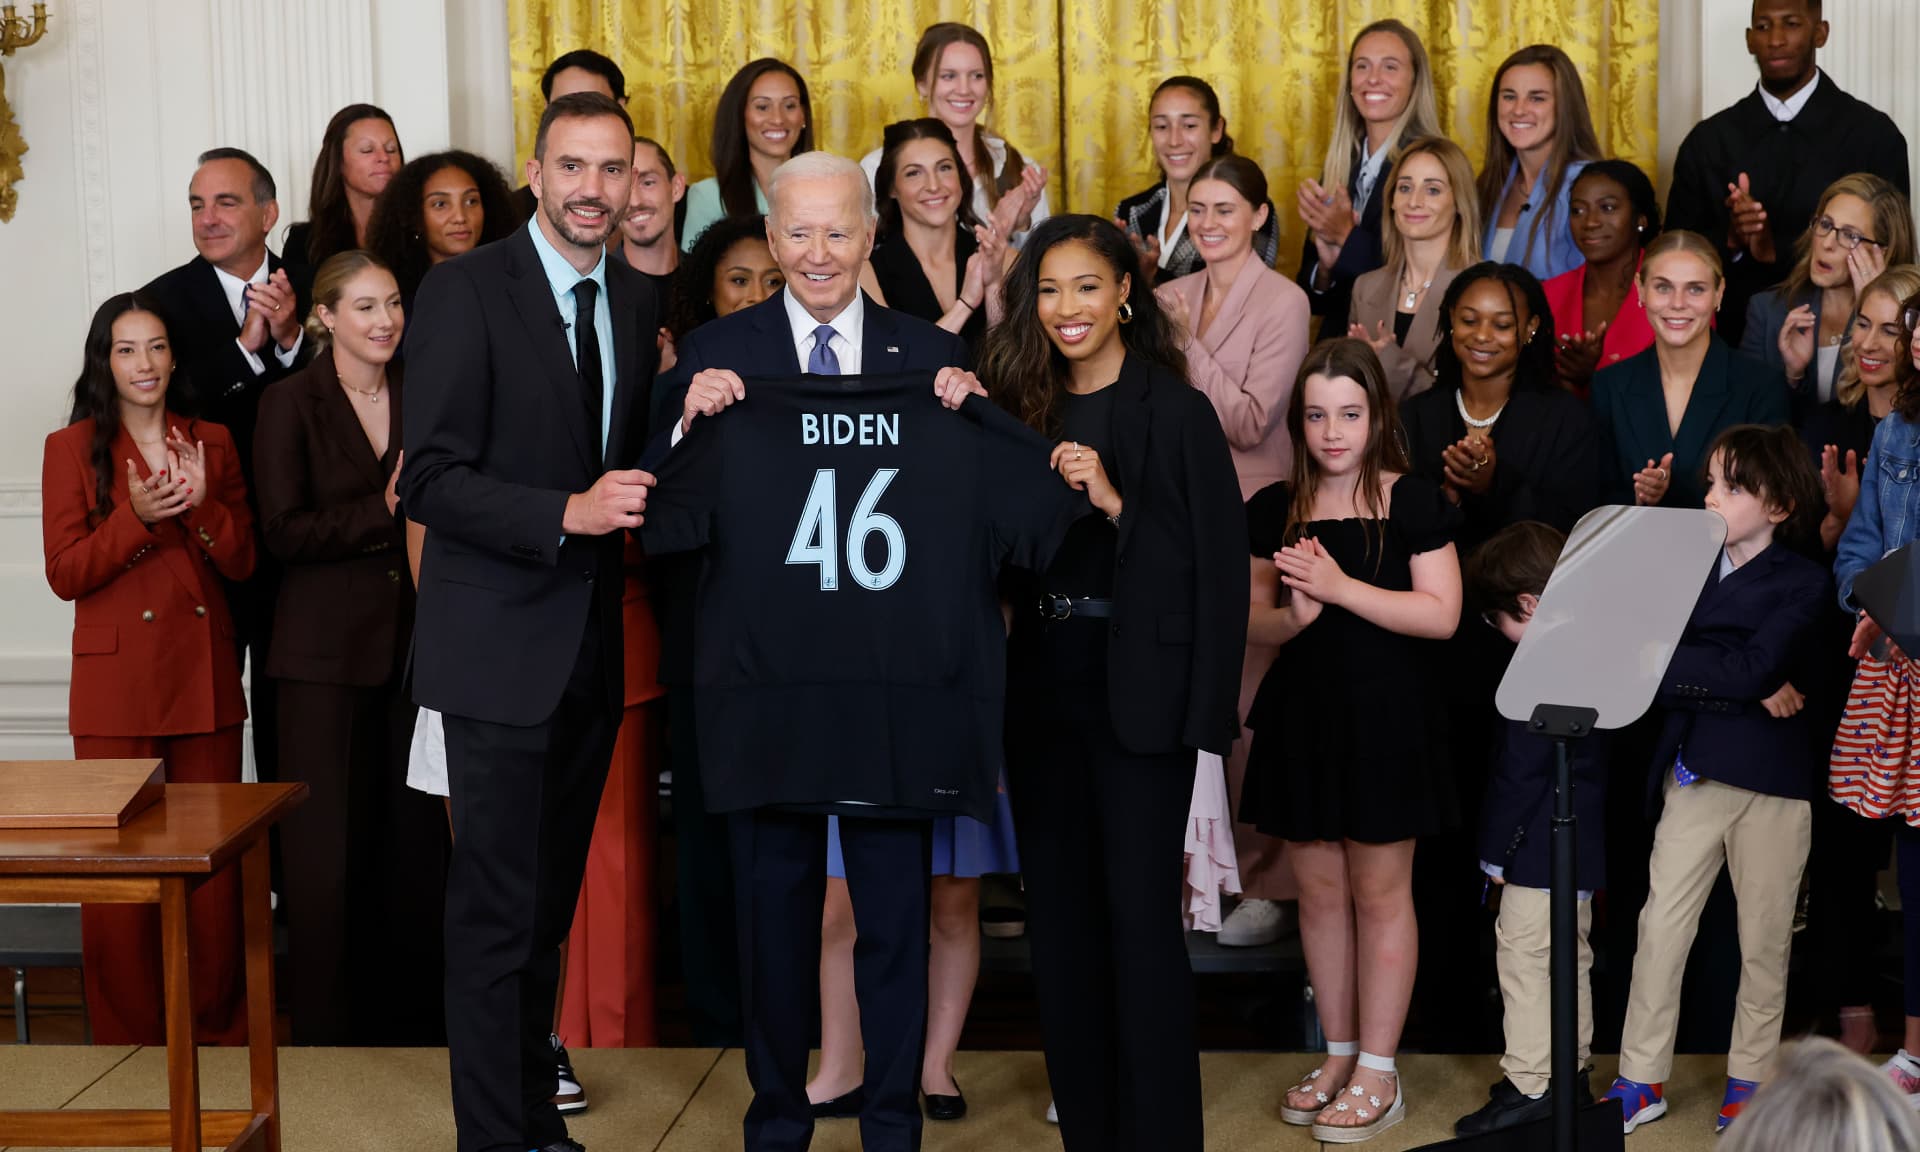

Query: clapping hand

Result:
[1725,173,1776,263]
[125,460,188,525]
[1348,319,1395,357]
[989,165,1047,239]
[1275,535,1350,607]
[1556,324,1608,391]
[1115,216,1160,271]
[1298,179,1357,278]
[1633,452,1674,506]
[163,425,207,510]
[1442,433,1496,495]
[1821,444,1861,525]
[1156,284,1192,338]
[1778,304,1817,384]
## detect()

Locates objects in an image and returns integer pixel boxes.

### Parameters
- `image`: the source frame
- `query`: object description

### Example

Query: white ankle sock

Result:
[1325,1040,1359,1057]
[1896,1049,1920,1075]
[1356,1051,1397,1075]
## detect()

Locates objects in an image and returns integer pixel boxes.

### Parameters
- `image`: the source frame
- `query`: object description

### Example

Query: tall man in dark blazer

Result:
[1665,0,1910,346]
[400,92,656,1152]
[656,151,981,1152]
[142,147,314,787]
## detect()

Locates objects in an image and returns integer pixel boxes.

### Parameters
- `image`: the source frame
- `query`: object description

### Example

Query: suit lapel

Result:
[1672,340,1735,471]
[504,229,598,473]
[751,297,804,375]
[187,258,243,340]
[310,350,387,491]
[862,293,906,375]
[1196,262,1259,352]
[605,267,642,467]
[1623,353,1675,463]
[1406,266,1457,367]
[1110,354,1152,558]
[117,427,205,602]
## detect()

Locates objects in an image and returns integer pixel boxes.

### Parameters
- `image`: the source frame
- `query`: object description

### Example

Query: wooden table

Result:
[0,782,306,1152]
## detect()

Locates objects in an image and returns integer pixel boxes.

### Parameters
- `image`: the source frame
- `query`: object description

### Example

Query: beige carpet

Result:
[0,1045,1748,1150]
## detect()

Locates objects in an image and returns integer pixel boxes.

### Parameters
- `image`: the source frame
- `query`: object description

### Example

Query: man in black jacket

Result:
[401,92,656,1152]
[141,147,313,785]
[1665,0,1910,346]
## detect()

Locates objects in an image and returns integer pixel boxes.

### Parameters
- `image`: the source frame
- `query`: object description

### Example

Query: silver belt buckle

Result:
[1039,594,1073,621]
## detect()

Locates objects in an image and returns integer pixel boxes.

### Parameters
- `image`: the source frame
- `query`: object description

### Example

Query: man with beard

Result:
[401,91,657,1152]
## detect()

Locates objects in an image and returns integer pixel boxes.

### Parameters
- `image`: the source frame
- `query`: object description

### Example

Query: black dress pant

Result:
[730,807,931,1152]
[442,617,617,1152]
[277,669,445,1045]
[670,689,742,1045]
[1007,619,1202,1152]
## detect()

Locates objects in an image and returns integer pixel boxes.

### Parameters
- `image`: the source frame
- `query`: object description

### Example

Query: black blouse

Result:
[869,230,985,351]
[1397,384,1600,555]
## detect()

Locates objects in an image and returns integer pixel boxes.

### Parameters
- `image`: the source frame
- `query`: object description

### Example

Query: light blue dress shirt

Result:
[1483,158,1590,282]
[527,218,616,452]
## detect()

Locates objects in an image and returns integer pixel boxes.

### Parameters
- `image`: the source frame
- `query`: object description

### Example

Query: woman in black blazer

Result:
[1592,231,1792,508]
[983,215,1246,1151]
[253,250,445,1045]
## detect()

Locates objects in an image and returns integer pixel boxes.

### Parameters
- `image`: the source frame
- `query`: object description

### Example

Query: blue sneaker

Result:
[1717,1077,1759,1134]
[1601,1077,1667,1134]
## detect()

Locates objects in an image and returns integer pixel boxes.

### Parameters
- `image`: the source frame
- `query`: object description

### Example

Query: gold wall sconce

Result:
[0,3,51,223]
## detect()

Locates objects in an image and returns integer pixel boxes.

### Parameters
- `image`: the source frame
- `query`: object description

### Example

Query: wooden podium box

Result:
[0,760,165,829]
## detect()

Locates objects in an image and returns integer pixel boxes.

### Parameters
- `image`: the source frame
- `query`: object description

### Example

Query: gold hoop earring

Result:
[1118,300,1134,325]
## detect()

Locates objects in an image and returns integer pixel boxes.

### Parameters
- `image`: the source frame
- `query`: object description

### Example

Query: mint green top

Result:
[681,178,769,252]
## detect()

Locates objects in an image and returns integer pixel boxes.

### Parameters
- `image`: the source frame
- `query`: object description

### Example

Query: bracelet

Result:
[957,297,978,312]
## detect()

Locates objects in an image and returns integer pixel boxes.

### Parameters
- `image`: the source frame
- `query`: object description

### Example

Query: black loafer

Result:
[924,1080,967,1121]
[1454,1069,1592,1137]
[812,1086,866,1119]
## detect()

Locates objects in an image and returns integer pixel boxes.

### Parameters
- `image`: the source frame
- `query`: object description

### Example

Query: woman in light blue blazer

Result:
[1475,45,1601,282]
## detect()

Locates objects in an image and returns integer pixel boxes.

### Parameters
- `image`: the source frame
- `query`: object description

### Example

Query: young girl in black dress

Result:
[1244,337,1462,1142]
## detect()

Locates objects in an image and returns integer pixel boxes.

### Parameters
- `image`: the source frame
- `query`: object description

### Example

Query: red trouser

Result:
[72,727,247,1045]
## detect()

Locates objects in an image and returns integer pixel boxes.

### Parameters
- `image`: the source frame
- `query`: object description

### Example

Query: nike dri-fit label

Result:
[643,372,1087,822]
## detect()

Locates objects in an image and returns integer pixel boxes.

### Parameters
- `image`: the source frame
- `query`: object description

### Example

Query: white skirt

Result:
[407,707,450,797]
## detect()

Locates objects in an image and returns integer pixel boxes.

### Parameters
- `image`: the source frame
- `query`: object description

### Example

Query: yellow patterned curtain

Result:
[508,0,1657,278]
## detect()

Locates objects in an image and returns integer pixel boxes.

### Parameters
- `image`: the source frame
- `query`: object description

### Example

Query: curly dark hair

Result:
[365,150,516,304]
[666,213,778,339]
[982,214,1186,436]
[304,104,402,266]
[1430,261,1559,396]
[67,292,189,526]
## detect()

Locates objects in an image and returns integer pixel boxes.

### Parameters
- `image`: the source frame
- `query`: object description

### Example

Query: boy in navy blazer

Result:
[1602,425,1827,1137]
[1454,522,1607,1138]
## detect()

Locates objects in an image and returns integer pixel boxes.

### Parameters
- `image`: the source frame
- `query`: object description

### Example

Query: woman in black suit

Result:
[1400,262,1598,554]
[1592,231,1792,508]
[983,214,1247,1151]
[253,249,444,1044]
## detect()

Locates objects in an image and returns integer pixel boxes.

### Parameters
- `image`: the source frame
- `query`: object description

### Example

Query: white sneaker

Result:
[1046,1099,1058,1124]
[1217,898,1287,947]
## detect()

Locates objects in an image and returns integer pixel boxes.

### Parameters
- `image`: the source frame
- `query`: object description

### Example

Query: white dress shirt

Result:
[1759,70,1820,122]
[783,286,864,375]
[1355,139,1391,214]
[211,254,302,374]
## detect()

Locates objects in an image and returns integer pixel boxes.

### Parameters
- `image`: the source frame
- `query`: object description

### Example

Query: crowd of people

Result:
[35,2,1920,1150]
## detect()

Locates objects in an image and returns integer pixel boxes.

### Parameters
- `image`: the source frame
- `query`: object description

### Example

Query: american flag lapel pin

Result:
[887,345,899,353]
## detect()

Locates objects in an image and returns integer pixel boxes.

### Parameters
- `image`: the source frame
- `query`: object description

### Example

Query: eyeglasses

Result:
[1813,215,1882,251]
[1479,609,1506,631]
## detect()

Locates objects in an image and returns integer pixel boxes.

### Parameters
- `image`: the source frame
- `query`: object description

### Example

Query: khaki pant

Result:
[1618,774,1812,1084]
[1496,885,1593,1095]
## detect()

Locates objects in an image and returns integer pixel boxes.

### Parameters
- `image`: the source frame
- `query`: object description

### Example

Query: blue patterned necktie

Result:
[808,324,841,375]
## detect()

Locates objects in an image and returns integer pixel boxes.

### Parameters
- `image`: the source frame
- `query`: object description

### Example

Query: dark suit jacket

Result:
[1590,337,1791,507]
[253,350,411,686]
[399,225,658,725]
[1093,354,1250,755]
[1665,70,1911,346]
[1295,163,1388,335]
[1481,717,1607,891]
[1650,542,1828,804]
[141,253,315,486]
[1741,285,1848,423]
[43,416,254,737]
[646,291,971,685]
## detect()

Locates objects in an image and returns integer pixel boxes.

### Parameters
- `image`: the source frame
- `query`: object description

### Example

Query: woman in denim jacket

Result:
[1833,279,1920,1106]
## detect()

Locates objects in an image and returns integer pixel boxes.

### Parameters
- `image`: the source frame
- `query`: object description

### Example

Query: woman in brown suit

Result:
[253,249,444,1044]
[42,292,255,1044]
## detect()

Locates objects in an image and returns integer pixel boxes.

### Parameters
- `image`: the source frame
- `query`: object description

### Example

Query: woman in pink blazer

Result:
[1155,154,1310,499]
[1155,153,1309,947]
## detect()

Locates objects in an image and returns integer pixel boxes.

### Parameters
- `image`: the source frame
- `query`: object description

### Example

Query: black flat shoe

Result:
[811,1086,866,1119]
[1454,1069,1592,1137]
[924,1080,966,1121]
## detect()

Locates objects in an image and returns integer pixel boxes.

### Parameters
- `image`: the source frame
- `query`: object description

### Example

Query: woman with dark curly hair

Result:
[285,103,403,268]
[663,213,784,342]
[366,150,516,311]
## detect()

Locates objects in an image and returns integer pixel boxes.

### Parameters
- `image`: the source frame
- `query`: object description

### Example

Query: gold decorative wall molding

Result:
[0,64,22,222]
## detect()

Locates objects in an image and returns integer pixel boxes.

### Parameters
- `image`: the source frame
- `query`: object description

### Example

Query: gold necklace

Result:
[340,376,386,403]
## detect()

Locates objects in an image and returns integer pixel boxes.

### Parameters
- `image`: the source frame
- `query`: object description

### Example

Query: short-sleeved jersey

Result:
[641,373,1084,822]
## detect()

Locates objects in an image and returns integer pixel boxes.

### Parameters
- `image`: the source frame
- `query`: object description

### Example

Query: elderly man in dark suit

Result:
[654,150,982,1152]
[400,91,656,1152]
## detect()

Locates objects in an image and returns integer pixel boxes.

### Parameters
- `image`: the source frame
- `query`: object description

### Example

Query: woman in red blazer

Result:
[41,292,255,1044]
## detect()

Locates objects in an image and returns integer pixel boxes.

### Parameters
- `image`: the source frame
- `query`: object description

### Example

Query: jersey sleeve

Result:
[965,395,1087,571]
[638,416,721,556]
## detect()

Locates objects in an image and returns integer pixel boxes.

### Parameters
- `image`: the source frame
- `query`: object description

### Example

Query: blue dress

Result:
[827,781,1021,878]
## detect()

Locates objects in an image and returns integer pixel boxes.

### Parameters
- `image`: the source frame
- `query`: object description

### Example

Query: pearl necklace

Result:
[1455,389,1505,429]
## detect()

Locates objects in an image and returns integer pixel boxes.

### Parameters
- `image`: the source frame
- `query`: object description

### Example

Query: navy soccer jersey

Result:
[641,372,1085,822]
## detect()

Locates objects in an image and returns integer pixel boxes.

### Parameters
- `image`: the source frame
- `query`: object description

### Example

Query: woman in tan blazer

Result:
[1154,154,1309,945]
[1155,154,1309,498]
[1349,136,1484,401]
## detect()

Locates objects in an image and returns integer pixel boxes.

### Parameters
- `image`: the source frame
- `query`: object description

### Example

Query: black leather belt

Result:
[1037,594,1113,621]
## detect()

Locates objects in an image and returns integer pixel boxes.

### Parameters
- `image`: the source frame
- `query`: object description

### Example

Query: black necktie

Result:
[572,279,604,455]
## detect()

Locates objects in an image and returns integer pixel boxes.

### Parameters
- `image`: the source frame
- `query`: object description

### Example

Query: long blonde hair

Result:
[1322,19,1441,196]
[1836,265,1920,409]
[1379,137,1484,284]
[1475,45,1603,268]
